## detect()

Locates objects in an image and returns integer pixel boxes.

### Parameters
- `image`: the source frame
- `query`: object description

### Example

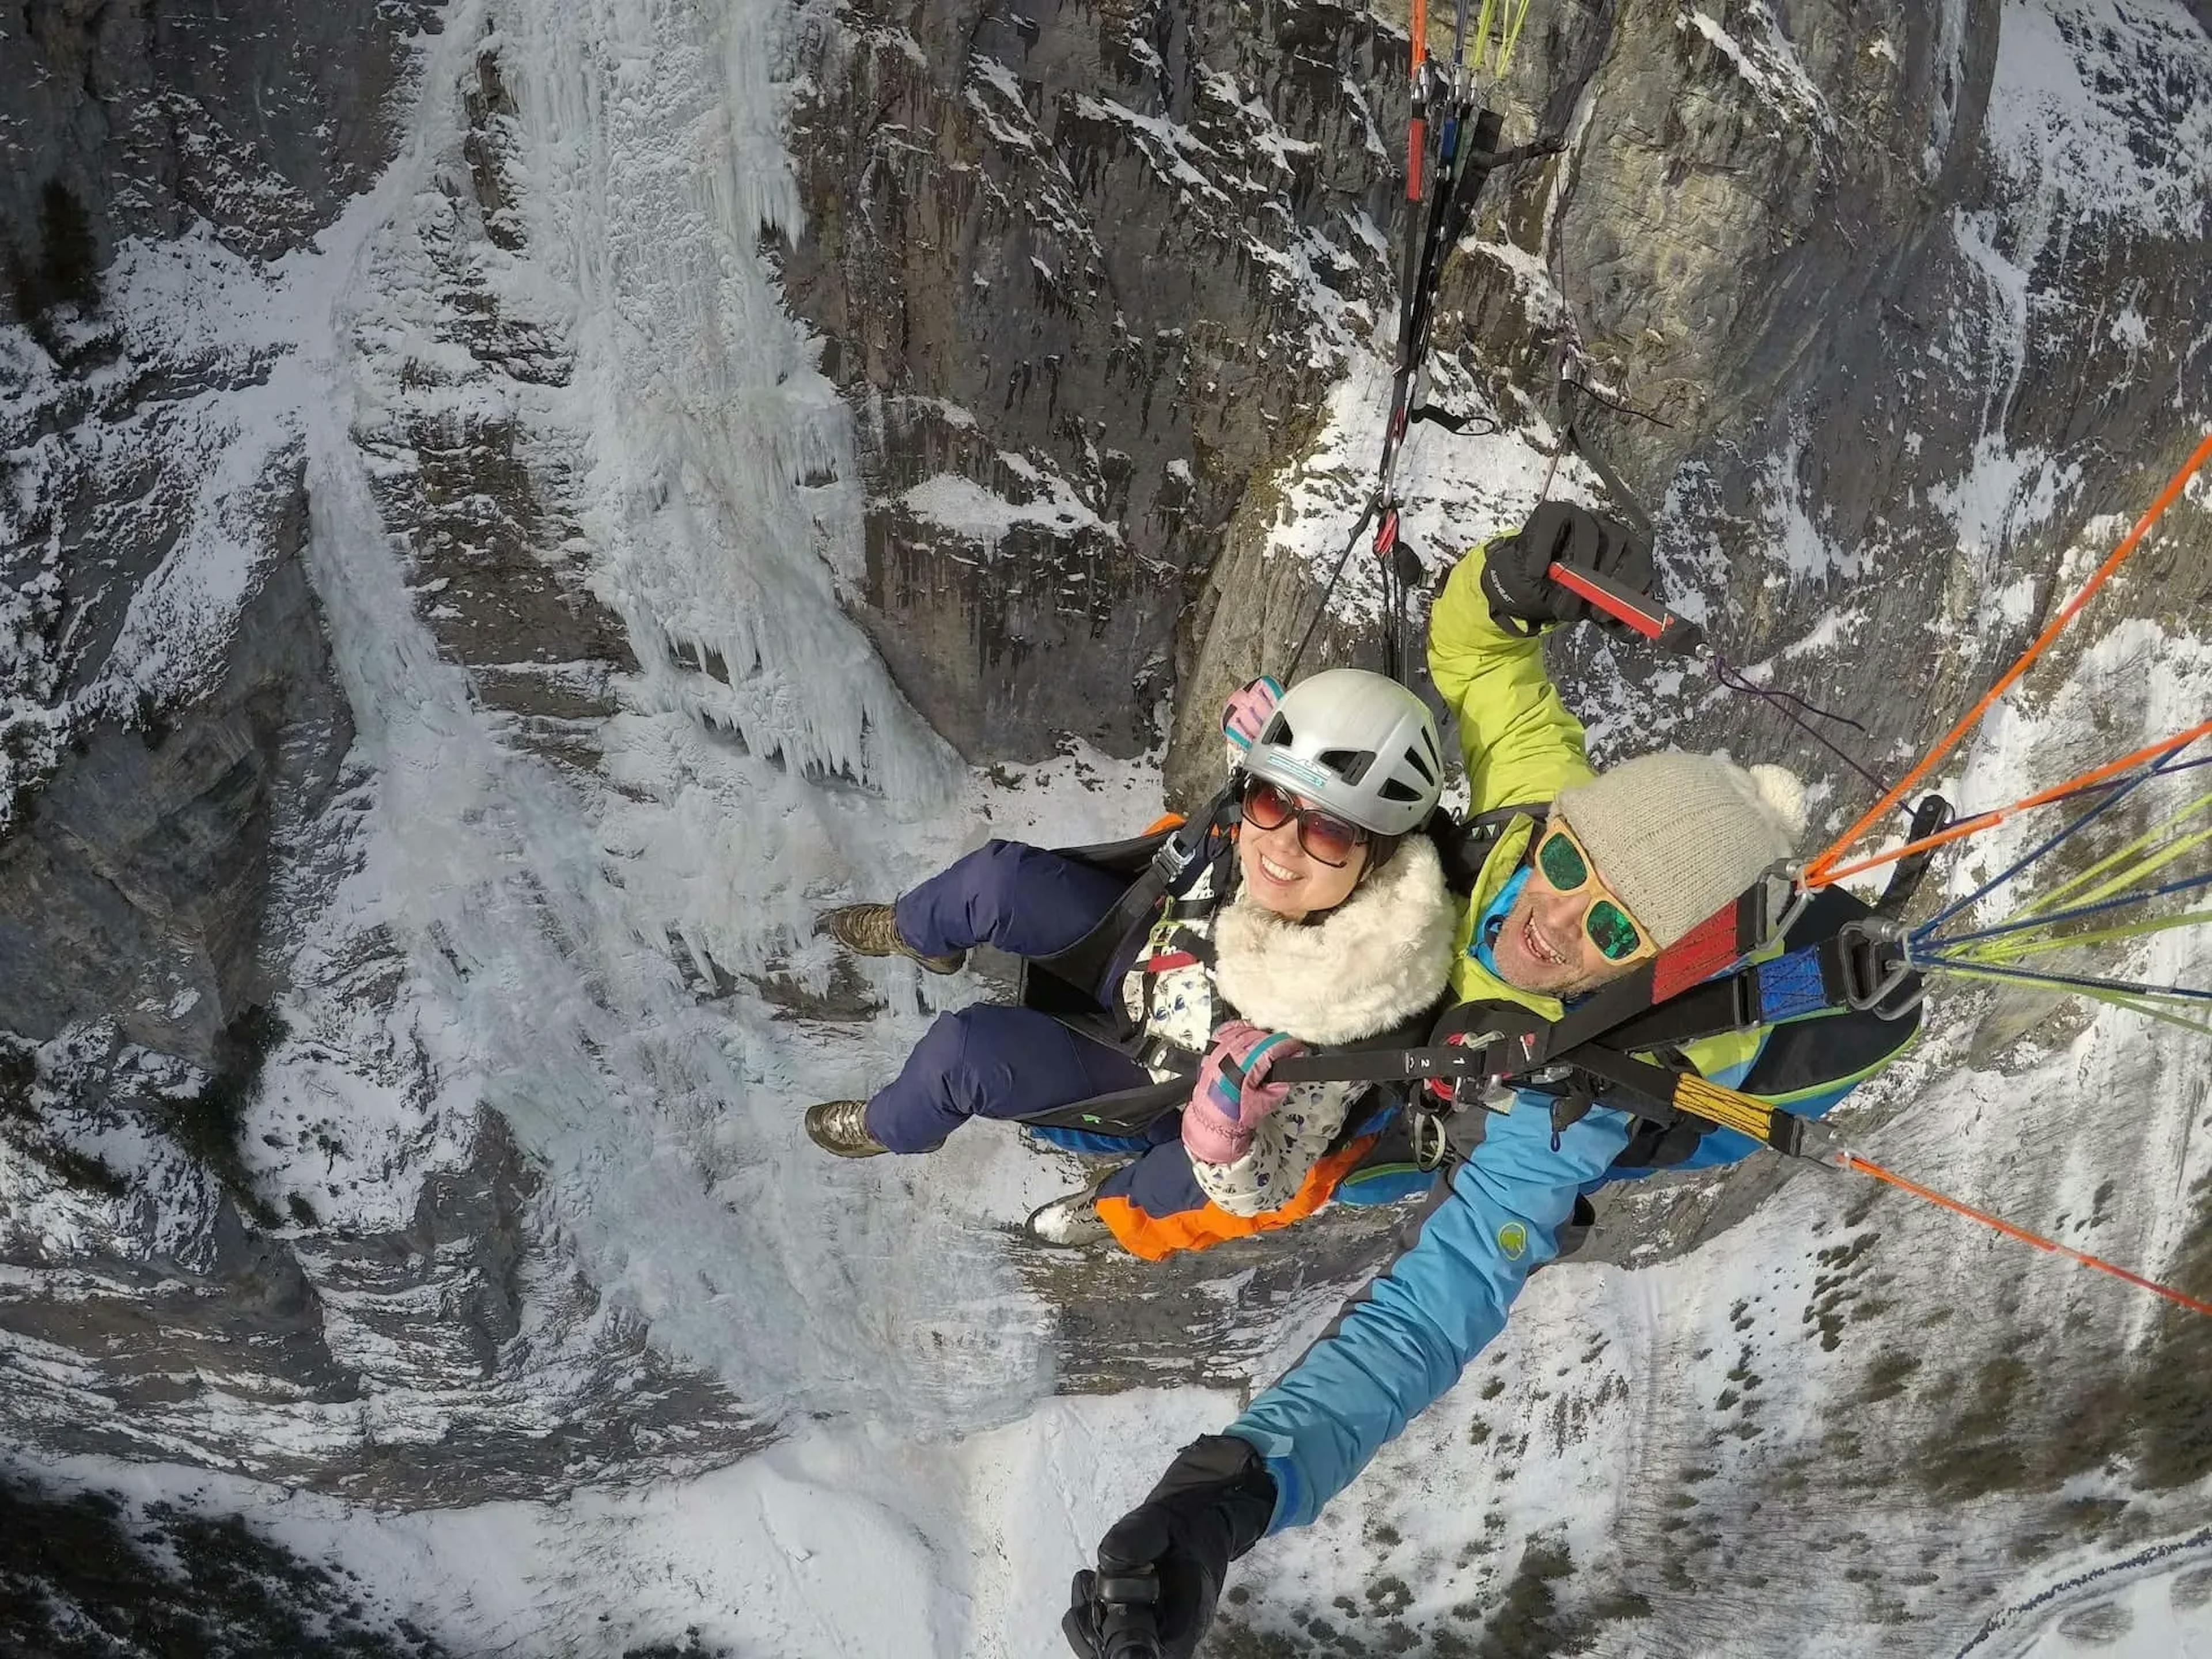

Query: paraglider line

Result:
[1919,866,2212,953]
[1714,658,1892,798]
[1911,953,2212,1005]
[1809,719,2212,887]
[1952,751,2212,825]
[1808,428,2212,884]
[1843,1153,2212,1320]
[1911,739,2198,940]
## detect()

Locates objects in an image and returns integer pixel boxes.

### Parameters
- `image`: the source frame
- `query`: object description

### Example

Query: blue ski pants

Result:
[866,842,1154,1153]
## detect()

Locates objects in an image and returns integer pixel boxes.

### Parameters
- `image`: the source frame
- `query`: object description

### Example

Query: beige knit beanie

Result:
[1551,753,1809,948]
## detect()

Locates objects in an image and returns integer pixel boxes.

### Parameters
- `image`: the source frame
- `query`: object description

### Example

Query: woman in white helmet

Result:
[805,668,1460,1257]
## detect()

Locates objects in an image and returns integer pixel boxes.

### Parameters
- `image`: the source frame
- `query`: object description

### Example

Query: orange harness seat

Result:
[1094,1132,1383,1262]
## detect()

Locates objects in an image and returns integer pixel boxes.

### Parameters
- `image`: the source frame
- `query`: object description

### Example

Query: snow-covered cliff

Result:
[2,0,2209,1653]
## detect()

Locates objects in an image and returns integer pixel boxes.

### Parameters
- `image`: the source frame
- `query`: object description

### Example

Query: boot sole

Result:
[1023,1180,1115,1248]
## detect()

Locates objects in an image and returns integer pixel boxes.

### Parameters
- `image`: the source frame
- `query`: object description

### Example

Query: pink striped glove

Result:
[1221,676,1283,764]
[1181,1020,1305,1166]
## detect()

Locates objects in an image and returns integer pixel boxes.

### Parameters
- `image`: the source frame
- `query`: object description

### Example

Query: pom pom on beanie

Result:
[1552,752,1807,949]
[1747,763,1809,841]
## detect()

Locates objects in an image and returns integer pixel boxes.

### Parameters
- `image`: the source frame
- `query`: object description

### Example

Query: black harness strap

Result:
[1269,888,1923,1093]
[1014,1078,1194,1137]
[1022,787,1240,1007]
[1428,800,1548,894]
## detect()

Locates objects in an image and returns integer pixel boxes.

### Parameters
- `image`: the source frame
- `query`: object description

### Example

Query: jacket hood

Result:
[1213,834,1455,1045]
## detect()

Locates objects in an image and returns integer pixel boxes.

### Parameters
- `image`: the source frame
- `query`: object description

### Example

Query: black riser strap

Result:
[1595,972,1757,1052]
[1270,1044,1499,1086]
[1014,1079,1191,1135]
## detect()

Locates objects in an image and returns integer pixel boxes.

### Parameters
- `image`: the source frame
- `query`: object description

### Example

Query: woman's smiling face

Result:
[1236,799,1368,921]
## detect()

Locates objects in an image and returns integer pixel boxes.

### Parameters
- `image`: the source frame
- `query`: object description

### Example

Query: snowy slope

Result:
[16,1387,1233,1658]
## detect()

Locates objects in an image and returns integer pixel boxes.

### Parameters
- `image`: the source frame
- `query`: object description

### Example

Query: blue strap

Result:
[1755,946,1832,1024]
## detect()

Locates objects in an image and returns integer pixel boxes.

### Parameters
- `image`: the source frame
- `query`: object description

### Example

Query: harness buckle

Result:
[1835,918,1923,1021]
[1447,1072,1518,1113]
[1875,793,1955,919]
[1150,825,1203,889]
[1150,783,1238,895]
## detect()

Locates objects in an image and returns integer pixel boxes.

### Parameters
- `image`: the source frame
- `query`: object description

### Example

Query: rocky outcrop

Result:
[1,0,442,309]
[781,0,1410,759]
[0,535,351,1065]
[0,0,446,1058]
[1161,0,2212,801]
[0,1463,447,1659]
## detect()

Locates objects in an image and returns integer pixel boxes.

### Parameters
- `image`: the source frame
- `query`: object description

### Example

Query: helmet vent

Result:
[1379,777,1423,804]
[1316,748,1373,785]
[1400,742,1436,785]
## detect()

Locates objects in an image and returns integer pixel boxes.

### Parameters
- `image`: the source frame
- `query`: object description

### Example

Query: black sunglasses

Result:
[1241,778,1369,868]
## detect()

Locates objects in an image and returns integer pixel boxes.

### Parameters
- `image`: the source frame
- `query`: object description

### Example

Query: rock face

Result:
[1,0,441,298]
[1520,0,2212,781]
[780,0,1412,759]
[1,0,775,1509]
[0,0,447,1061]
[0,542,351,1066]
[0,1463,447,1659]
[2,0,2211,1651]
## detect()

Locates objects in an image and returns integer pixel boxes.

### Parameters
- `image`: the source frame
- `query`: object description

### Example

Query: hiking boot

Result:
[1025,1181,1114,1248]
[815,903,966,975]
[805,1100,890,1158]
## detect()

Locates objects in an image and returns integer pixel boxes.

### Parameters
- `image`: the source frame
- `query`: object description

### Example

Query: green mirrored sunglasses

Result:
[1534,821,1650,964]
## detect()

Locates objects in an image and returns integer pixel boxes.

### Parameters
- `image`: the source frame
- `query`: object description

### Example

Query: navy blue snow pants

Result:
[865,841,1156,1154]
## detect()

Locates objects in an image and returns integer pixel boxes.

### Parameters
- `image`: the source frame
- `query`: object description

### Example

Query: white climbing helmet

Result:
[1243,668,1445,838]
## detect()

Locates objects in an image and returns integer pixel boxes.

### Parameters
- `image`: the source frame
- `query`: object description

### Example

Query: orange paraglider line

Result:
[1806,719,2212,887]
[1806,429,2212,885]
[1843,1153,2212,1320]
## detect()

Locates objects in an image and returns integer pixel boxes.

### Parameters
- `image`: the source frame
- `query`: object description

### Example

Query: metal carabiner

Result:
[1835,917,1924,1021]
[1758,861,1815,949]
[1411,1108,1450,1172]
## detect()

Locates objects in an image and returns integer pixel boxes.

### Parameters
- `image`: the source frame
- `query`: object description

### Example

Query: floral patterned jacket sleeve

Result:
[1187,1081,1359,1217]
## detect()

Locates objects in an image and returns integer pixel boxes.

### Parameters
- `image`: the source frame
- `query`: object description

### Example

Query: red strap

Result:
[1650,903,1741,1003]
[1143,950,1199,974]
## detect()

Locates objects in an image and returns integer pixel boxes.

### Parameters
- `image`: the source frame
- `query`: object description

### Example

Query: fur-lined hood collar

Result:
[1212,835,1455,1045]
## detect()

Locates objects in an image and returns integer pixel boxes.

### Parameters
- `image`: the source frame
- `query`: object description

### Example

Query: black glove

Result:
[1478,500,1657,638]
[1063,1435,1277,1659]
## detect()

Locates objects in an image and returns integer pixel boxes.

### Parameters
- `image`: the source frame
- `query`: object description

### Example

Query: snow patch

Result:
[1931,438,2078,569]
[1676,6,1833,131]
[14,1387,1235,1658]
[1257,352,1600,630]
[1986,0,2212,235]
[1072,94,1230,207]
[900,464,1115,549]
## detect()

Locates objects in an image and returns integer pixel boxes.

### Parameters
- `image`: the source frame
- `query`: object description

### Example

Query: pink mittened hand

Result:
[1221,676,1284,757]
[1181,1020,1305,1167]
